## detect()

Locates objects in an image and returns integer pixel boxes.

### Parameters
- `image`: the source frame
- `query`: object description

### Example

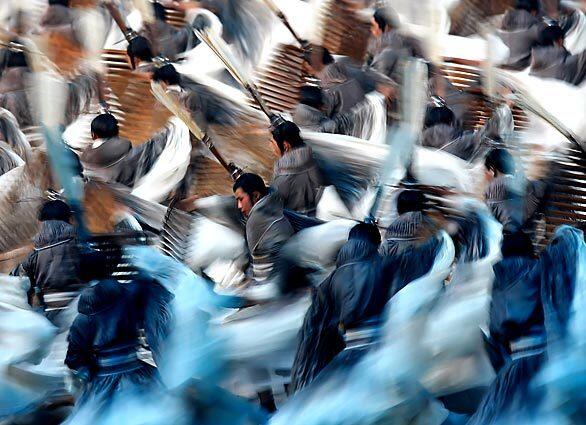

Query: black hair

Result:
[299,85,324,109]
[271,120,304,153]
[91,113,119,139]
[1,48,28,73]
[514,0,539,13]
[232,173,268,199]
[348,222,381,246]
[501,230,535,258]
[396,189,426,215]
[484,148,515,175]
[321,47,334,65]
[38,199,72,222]
[304,46,334,67]
[153,2,167,21]
[373,7,398,32]
[49,0,70,6]
[424,105,455,128]
[126,36,154,68]
[152,63,182,86]
[538,25,565,47]
[77,248,118,282]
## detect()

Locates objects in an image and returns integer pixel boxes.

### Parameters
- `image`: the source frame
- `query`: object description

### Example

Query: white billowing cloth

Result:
[0,275,58,417]
[131,117,191,203]
[412,147,476,193]
[422,205,503,396]
[283,219,356,270]
[503,70,586,152]
[186,215,247,271]
[63,112,96,152]
[564,6,586,55]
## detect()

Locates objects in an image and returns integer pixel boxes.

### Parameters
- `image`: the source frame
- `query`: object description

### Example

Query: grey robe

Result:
[484,175,547,238]
[421,106,513,161]
[140,21,197,60]
[530,46,586,86]
[293,98,382,140]
[272,145,323,216]
[246,192,294,281]
[80,136,132,183]
[495,9,542,70]
[379,211,438,258]
[366,30,425,66]
[0,67,34,128]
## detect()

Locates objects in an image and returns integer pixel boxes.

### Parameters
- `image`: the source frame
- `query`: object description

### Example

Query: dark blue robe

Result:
[290,235,441,392]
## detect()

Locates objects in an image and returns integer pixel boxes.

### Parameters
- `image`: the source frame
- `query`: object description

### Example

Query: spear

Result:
[151,81,242,180]
[366,58,428,224]
[495,70,583,151]
[22,38,90,239]
[259,0,306,48]
[193,27,276,121]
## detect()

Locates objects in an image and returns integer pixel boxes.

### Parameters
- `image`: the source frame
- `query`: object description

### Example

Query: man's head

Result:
[126,36,154,69]
[91,113,119,140]
[152,63,182,86]
[232,173,268,217]
[270,120,304,156]
[38,199,71,223]
[484,148,515,180]
[424,104,455,129]
[538,25,565,48]
[515,0,539,14]
[396,189,426,215]
[372,7,398,37]
[304,46,334,75]
[348,222,381,246]
[299,85,325,111]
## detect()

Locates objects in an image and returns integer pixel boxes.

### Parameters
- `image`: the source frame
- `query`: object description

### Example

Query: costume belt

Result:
[509,335,546,361]
[41,290,80,312]
[95,345,142,376]
[343,324,380,350]
[252,254,274,282]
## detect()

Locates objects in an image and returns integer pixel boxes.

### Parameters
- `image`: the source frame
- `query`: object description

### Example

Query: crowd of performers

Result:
[1,0,586,424]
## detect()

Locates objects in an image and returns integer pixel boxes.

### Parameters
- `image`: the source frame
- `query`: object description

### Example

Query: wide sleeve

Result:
[565,50,586,85]
[290,281,345,393]
[65,70,99,126]
[65,315,95,380]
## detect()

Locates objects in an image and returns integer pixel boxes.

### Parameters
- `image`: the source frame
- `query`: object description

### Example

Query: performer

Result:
[470,226,585,424]
[293,84,393,140]
[304,47,369,114]
[270,120,323,216]
[496,0,543,72]
[152,63,247,130]
[79,113,133,183]
[232,173,294,283]
[379,189,439,257]
[530,24,586,85]
[366,6,425,69]
[0,45,34,128]
[140,2,199,61]
[39,0,75,28]
[14,200,83,325]
[64,249,165,423]
[291,221,443,392]
[421,102,512,162]
[483,148,548,241]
